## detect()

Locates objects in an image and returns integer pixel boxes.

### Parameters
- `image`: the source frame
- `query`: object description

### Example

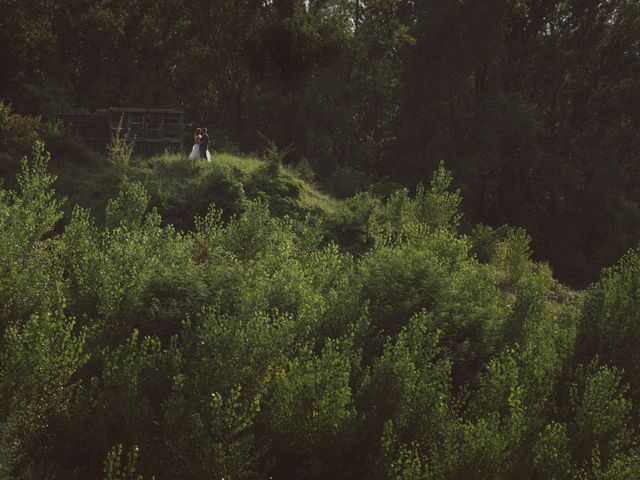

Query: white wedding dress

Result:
[188,138,211,161]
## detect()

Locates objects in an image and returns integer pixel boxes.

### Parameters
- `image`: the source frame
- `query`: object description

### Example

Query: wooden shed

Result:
[60,106,186,155]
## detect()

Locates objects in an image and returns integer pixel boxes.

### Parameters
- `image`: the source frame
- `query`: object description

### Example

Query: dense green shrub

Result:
[0,142,64,327]
[0,101,43,183]
[143,158,246,229]
[244,151,304,218]
[575,247,640,401]
[1,146,640,479]
[323,191,379,255]
[569,362,633,470]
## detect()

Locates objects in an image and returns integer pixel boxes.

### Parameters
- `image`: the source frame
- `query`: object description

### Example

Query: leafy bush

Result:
[1,144,639,480]
[324,191,379,255]
[107,128,134,180]
[368,162,462,246]
[144,157,246,229]
[0,142,64,326]
[569,362,633,470]
[105,181,150,229]
[576,247,640,401]
[244,162,303,218]
[103,444,146,480]
[0,101,44,184]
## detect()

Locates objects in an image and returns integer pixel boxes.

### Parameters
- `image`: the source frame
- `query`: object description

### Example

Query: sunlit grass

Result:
[148,150,342,216]
[213,152,263,173]
[299,182,342,215]
[216,152,342,215]
[51,147,344,227]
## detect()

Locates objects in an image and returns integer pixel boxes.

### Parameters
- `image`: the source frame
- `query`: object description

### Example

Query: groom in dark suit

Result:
[199,128,209,159]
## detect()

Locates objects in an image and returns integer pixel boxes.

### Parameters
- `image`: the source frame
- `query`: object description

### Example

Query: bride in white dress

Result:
[188,128,211,161]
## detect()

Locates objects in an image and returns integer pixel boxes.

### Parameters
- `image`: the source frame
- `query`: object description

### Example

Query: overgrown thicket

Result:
[2,144,640,479]
[2,0,639,286]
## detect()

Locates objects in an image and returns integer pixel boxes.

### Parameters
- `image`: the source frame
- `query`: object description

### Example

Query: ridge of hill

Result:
[50,148,344,229]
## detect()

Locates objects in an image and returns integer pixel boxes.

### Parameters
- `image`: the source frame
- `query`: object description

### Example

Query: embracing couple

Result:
[189,127,211,161]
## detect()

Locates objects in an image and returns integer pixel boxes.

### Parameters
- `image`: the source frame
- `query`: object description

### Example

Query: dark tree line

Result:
[1,0,639,285]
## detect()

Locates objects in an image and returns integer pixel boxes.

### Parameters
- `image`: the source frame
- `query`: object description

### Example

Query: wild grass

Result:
[145,150,343,217]
[217,151,342,215]
[45,144,346,232]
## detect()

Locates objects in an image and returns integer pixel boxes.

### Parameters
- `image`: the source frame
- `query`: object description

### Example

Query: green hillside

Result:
[6,141,640,479]
[137,151,343,221]
[2,0,640,476]
[47,146,344,229]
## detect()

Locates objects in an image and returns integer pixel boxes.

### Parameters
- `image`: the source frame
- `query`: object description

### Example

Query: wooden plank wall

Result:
[60,107,186,155]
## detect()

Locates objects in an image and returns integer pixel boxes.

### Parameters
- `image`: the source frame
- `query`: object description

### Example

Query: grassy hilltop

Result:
[45,141,377,257]
[51,148,341,226]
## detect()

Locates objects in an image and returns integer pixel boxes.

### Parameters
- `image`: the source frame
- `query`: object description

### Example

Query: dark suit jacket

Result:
[200,133,209,149]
